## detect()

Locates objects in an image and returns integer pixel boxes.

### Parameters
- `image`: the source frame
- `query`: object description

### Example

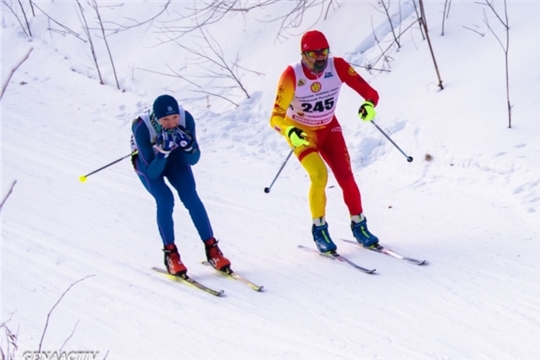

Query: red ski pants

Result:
[285,117,363,219]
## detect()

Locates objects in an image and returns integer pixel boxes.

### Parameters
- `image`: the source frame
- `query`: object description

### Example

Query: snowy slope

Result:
[2,1,540,359]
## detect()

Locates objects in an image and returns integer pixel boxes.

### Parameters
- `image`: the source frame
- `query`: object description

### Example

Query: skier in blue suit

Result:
[131,94,231,276]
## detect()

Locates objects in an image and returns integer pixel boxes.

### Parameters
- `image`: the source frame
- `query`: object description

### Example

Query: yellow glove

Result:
[358,100,376,121]
[286,126,310,147]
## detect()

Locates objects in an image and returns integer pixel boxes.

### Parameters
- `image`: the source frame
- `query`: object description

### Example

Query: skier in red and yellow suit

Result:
[270,30,380,253]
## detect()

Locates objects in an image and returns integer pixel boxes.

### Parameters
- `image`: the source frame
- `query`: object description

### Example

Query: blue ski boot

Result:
[312,222,337,253]
[351,216,379,247]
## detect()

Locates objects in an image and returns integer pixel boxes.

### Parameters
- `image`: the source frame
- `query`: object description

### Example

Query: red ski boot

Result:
[163,244,188,276]
[204,238,231,272]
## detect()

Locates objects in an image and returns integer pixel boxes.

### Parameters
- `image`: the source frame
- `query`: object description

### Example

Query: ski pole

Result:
[371,120,413,162]
[264,149,294,193]
[79,151,137,183]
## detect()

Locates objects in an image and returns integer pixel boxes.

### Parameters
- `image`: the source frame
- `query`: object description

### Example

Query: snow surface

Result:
[2,1,540,359]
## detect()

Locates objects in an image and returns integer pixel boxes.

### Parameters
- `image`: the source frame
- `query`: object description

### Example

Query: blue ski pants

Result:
[135,154,213,245]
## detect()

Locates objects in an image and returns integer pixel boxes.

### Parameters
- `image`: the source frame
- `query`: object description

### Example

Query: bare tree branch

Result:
[441,0,453,36]
[153,0,273,41]
[31,2,86,41]
[411,0,426,40]
[134,66,201,88]
[462,25,485,37]
[0,320,18,359]
[418,0,444,90]
[38,275,95,352]
[324,0,338,20]
[268,0,332,43]
[28,0,35,16]
[161,26,253,104]
[380,0,401,48]
[1,48,32,101]
[481,0,507,27]
[17,0,32,36]
[88,0,120,89]
[2,0,29,37]
[0,180,18,214]
[482,0,511,127]
[76,0,104,85]
[103,0,171,34]
[190,89,239,107]
[369,15,393,71]
[157,0,338,44]
[363,19,419,73]
[59,320,80,353]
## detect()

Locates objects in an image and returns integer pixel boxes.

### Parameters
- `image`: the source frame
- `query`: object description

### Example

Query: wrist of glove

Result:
[286,126,310,147]
[153,133,174,159]
[358,100,376,122]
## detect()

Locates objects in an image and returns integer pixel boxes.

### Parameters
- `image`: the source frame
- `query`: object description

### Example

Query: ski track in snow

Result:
[2,1,540,359]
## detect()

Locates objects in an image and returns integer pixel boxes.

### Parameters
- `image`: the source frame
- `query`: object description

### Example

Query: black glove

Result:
[172,126,194,153]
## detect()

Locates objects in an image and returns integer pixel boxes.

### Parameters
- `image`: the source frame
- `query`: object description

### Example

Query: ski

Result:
[201,261,264,292]
[297,245,376,274]
[152,267,225,297]
[341,239,427,265]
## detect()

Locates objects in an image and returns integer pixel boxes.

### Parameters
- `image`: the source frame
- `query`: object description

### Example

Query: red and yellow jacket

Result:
[270,56,379,135]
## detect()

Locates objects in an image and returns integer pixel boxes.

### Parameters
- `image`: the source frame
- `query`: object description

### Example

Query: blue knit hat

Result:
[153,95,179,120]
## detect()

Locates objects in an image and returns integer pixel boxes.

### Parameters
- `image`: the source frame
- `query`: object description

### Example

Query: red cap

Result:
[301,30,329,51]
